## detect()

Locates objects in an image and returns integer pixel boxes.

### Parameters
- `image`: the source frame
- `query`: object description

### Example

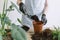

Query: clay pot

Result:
[33,21,43,33]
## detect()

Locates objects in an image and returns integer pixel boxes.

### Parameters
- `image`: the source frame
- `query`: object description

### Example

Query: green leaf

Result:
[1,18,5,29]
[17,18,21,23]
[11,1,21,14]
[11,29,24,40]
[2,0,6,14]
[16,25,27,40]
[0,35,3,40]
[6,5,14,12]
[2,13,6,18]
[5,0,8,12]
[6,9,14,12]
[11,24,27,40]
[58,32,60,40]
[4,17,11,25]
[0,13,1,19]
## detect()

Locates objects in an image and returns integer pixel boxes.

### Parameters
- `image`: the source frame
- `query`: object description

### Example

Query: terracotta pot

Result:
[33,21,43,33]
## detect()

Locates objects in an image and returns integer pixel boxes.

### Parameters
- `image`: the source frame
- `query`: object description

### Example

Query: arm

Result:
[42,0,48,14]
[44,0,48,13]
[41,0,48,25]
[17,0,25,14]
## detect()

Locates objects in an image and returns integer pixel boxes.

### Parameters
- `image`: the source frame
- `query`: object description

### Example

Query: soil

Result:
[3,29,13,40]
[31,29,53,40]
[3,35,13,40]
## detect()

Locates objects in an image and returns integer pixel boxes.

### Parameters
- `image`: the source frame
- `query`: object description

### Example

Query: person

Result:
[17,0,48,32]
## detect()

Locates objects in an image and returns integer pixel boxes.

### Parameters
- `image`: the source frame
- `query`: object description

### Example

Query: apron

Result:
[21,0,45,28]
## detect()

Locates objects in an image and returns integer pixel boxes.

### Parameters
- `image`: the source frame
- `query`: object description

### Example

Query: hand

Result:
[33,20,37,25]
[17,0,22,5]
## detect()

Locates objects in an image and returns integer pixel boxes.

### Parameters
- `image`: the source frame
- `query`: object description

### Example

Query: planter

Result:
[33,21,43,33]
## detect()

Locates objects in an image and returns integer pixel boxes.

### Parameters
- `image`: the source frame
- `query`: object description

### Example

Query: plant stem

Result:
[2,0,6,14]
[5,0,8,15]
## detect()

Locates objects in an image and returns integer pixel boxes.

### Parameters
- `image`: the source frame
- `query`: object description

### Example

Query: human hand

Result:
[17,0,22,5]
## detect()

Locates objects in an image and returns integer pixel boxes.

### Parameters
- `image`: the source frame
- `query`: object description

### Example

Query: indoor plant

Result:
[0,0,28,40]
[0,0,11,40]
[52,26,60,40]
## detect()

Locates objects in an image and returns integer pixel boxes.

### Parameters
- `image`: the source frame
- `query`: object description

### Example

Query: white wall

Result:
[0,0,60,29]
[45,0,60,29]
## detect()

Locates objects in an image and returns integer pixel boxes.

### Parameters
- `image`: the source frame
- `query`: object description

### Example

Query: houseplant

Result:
[52,26,60,40]
[0,0,28,40]
[0,0,11,40]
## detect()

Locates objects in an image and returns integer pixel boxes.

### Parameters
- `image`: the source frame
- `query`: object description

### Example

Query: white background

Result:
[0,0,60,29]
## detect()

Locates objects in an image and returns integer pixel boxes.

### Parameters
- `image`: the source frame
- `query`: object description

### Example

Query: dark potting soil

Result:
[3,29,13,40]
[3,36,13,40]
[31,29,53,40]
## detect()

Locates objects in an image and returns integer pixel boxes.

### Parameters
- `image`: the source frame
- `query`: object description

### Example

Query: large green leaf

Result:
[11,24,27,40]
[11,29,24,40]
[16,25,27,40]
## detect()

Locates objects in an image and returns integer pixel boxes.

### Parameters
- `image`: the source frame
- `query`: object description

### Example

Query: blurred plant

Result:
[52,26,60,40]
[9,2,28,40]
[8,1,22,25]
[6,5,14,12]
[11,24,27,40]
[0,0,11,40]
[0,0,11,35]
[0,0,28,40]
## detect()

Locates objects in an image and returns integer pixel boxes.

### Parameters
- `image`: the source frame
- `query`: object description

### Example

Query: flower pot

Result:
[33,21,43,33]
